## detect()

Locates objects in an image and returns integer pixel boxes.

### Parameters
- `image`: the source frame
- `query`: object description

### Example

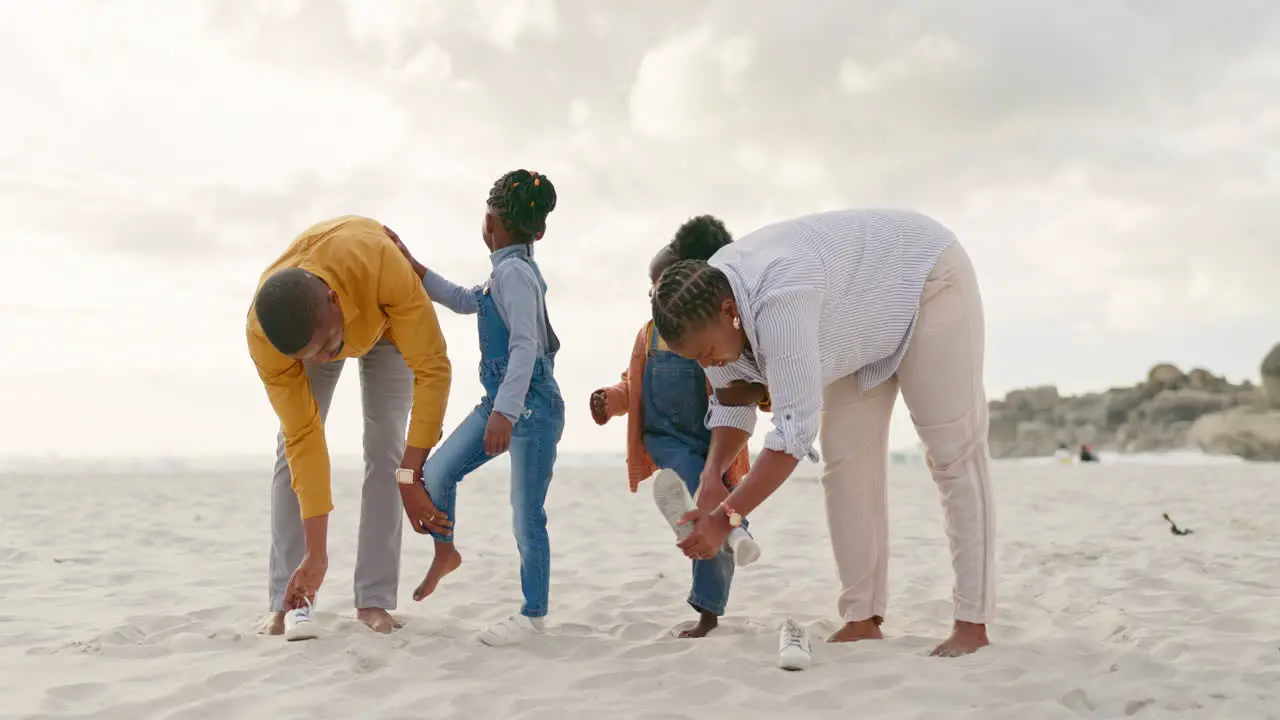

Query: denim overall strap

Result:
[475,287,511,399]
[518,252,561,360]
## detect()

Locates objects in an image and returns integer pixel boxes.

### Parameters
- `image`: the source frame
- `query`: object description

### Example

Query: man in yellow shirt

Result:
[247,216,453,634]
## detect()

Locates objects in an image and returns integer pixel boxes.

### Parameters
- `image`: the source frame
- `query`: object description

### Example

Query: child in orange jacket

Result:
[590,216,769,638]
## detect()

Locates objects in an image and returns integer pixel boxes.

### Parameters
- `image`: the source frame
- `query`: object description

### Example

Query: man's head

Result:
[253,267,345,362]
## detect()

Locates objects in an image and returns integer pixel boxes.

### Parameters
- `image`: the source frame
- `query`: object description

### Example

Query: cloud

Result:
[2,0,1279,459]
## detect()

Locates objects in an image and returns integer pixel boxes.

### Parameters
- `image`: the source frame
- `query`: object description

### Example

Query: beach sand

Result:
[1,459,1277,719]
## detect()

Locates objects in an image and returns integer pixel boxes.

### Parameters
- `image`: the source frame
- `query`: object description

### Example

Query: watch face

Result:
[396,469,414,484]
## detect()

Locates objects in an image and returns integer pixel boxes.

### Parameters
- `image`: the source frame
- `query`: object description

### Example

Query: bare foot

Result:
[827,615,884,643]
[413,543,463,601]
[257,612,286,636]
[356,608,401,634]
[676,611,719,639]
[930,621,989,657]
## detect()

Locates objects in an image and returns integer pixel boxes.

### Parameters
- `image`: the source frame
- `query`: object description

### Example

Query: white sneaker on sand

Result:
[283,599,318,642]
[478,614,545,647]
[777,619,812,671]
[728,527,761,567]
[652,469,697,541]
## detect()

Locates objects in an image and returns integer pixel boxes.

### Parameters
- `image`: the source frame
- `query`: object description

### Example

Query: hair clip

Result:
[530,200,535,207]
[533,177,541,187]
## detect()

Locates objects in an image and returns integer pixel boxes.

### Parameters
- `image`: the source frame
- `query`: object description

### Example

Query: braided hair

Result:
[488,169,557,243]
[669,215,732,261]
[650,259,733,344]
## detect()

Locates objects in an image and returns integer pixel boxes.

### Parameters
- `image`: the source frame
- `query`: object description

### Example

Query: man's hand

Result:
[589,389,609,425]
[484,412,514,455]
[399,478,454,536]
[715,380,769,407]
[384,224,426,280]
[284,552,327,610]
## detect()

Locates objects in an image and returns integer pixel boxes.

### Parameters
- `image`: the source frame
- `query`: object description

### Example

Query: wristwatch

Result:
[395,468,416,485]
[718,501,743,528]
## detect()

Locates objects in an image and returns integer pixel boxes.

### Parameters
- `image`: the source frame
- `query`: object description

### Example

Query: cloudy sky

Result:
[2,0,1278,464]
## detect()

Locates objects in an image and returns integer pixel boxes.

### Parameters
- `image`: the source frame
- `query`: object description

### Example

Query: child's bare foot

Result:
[413,543,462,601]
[827,615,884,643]
[258,611,286,635]
[930,621,989,657]
[676,611,719,638]
[356,608,402,633]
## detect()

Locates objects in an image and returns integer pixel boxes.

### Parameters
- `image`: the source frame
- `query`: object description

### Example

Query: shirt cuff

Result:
[707,403,757,435]
[492,399,524,424]
[762,426,821,463]
[296,484,334,520]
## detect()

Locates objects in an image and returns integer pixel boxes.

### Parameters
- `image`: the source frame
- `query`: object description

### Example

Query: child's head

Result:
[483,169,557,251]
[649,215,733,286]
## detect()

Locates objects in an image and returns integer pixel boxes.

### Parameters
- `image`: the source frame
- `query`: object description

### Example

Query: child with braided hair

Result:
[590,215,770,639]
[393,169,564,647]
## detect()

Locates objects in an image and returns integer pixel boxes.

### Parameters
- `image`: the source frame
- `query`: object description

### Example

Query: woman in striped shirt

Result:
[651,208,995,657]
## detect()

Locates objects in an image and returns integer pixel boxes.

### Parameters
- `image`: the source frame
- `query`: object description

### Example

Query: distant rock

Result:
[989,346,1280,461]
[1261,343,1280,409]
[1187,407,1280,461]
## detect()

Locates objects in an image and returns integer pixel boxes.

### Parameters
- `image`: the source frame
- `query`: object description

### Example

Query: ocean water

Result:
[0,446,1258,478]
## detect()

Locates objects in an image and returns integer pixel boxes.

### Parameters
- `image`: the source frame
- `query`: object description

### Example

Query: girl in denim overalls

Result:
[591,216,769,638]
[410,170,564,647]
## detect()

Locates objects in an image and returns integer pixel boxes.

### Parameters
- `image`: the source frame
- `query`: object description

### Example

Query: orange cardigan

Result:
[601,321,756,492]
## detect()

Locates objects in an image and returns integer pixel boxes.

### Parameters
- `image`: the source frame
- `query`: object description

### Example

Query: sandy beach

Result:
[1,457,1277,719]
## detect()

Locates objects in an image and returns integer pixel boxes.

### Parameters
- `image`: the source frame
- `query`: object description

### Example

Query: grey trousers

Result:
[268,338,412,612]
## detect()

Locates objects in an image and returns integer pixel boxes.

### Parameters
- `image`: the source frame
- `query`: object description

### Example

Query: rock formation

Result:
[988,343,1280,461]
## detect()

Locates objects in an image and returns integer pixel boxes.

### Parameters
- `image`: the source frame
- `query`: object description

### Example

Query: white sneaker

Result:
[777,619,811,671]
[283,599,318,642]
[652,469,697,541]
[478,613,545,647]
[728,527,761,567]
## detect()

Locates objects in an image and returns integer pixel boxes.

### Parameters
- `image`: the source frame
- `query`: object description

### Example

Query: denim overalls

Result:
[423,252,565,619]
[640,327,742,616]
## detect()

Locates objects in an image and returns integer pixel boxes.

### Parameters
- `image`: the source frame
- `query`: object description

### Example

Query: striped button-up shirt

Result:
[703,208,957,462]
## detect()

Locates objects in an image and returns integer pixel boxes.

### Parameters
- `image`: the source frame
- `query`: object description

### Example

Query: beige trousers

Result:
[819,240,996,625]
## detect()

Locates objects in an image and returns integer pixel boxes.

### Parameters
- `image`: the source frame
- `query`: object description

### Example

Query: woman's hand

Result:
[676,507,733,561]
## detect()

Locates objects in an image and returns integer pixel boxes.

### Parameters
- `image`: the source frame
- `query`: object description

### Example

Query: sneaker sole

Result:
[734,538,761,567]
[652,469,696,542]
[777,650,812,671]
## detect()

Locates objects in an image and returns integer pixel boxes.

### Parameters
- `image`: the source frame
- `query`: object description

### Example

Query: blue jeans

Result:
[423,397,563,618]
[644,434,742,617]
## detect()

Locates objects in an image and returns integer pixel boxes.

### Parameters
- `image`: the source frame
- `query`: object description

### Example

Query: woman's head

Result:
[648,214,734,286]
[483,169,557,250]
[650,259,746,367]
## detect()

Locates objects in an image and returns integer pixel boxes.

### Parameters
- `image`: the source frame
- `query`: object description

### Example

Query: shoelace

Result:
[782,622,805,647]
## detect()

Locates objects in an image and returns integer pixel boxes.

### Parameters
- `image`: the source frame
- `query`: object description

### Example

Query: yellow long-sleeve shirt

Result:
[247,216,452,519]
